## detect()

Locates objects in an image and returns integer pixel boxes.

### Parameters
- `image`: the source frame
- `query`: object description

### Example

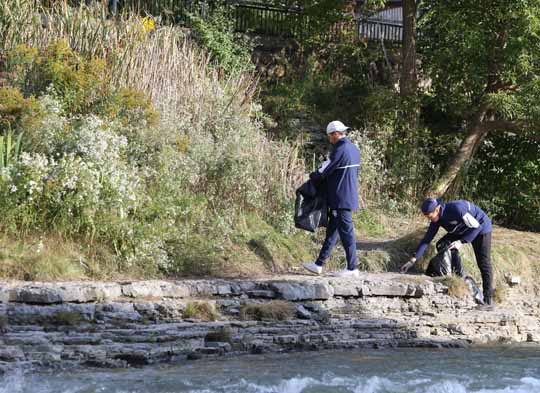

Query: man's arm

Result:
[414,222,440,260]
[310,146,343,183]
[400,222,440,273]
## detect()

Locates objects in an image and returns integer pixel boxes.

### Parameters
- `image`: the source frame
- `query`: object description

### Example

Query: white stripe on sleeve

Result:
[463,213,480,229]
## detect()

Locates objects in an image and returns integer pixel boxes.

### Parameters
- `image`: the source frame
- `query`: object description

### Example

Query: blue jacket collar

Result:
[335,137,349,146]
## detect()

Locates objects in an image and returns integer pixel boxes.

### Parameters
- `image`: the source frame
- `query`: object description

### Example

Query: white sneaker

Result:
[332,269,360,278]
[303,262,323,275]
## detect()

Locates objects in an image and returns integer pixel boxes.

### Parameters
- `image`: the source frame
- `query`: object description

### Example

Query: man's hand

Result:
[400,257,416,273]
[317,159,331,173]
[449,240,463,251]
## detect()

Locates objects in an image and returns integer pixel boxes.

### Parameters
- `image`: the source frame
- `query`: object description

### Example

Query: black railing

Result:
[233,2,307,38]
[358,19,403,42]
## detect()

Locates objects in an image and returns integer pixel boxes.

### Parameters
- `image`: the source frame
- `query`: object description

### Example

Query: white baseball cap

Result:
[326,120,350,134]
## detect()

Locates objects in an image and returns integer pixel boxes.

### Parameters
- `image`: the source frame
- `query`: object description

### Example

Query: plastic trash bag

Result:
[425,245,453,277]
[465,276,485,305]
[425,240,485,305]
[294,180,327,232]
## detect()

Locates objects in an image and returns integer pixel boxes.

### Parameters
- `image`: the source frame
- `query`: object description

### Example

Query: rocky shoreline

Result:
[1,273,539,372]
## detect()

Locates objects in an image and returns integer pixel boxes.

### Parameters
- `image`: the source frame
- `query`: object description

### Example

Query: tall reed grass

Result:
[1,0,304,201]
[0,0,307,277]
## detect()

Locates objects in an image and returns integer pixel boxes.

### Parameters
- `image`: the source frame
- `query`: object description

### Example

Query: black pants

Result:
[438,232,493,303]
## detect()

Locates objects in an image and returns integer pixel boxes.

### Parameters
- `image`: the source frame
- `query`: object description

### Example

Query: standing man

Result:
[400,198,494,305]
[303,120,361,278]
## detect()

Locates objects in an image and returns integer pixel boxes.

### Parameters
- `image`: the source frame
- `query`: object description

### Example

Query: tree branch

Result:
[479,119,530,133]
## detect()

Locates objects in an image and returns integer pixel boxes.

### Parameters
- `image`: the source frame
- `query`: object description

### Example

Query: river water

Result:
[2,346,540,393]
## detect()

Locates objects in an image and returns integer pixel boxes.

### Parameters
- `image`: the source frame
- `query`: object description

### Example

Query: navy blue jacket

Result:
[309,137,361,210]
[415,200,492,259]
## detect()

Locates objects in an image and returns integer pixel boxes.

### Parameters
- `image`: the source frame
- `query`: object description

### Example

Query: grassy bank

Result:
[2,204,538,300]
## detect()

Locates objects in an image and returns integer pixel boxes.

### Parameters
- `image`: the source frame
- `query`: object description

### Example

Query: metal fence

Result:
[233,2,307,38]
[358,19,403,42]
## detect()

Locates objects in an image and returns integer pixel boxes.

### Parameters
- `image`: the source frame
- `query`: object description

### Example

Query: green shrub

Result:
[0,1,306,279]
[189,3,253,75]
[461,133,540,231]
[4,41,108,114]
[102,87,159,127]
[0,130,24,170]
[2,43,157,125]
[0,86,42,134]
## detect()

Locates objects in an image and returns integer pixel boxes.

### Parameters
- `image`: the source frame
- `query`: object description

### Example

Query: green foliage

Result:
[0,233,93,280]
[0,130,24,170]
[189,3,253,74]
[0,86,42,134]
[261,0,353,42]
[262,43,380,136]
[420,0,540,121]
[3,42,157,125]
[461,133,540,230]
[102,87,159,127]
[417,0,540,227]
[4,42,108,113]
[355,209,386,237]
[0,2,307,280]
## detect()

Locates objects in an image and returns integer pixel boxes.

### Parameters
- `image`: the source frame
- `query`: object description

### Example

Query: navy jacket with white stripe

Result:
[309,137,361,210]
[415,200,492,259]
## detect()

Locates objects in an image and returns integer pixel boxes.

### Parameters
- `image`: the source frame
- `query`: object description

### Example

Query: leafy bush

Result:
[189,2,253,74]
[0,86,42,134]
[461,133,540,230]
[3,43,157,124]
[0,2,307,279]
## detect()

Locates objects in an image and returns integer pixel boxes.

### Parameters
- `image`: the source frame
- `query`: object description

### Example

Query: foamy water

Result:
[1,347,539,393]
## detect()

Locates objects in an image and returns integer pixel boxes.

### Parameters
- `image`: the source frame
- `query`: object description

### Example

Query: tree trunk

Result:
[400,0,417,99]
[428,105,490,197]
[397,0,420,136]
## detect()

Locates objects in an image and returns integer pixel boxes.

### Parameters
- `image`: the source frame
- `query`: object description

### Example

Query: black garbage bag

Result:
[425,241,485,305]
[294,180,327,232]
[425,242,453,277]
[425,239,466,277]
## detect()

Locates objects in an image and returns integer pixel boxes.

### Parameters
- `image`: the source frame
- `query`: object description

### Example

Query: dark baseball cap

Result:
[421,197,441,214]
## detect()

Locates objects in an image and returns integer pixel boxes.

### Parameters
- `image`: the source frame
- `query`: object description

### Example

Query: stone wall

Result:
[1,273,539,371]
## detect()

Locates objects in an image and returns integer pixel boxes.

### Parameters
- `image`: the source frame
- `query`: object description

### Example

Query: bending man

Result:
[400,198,494,305]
